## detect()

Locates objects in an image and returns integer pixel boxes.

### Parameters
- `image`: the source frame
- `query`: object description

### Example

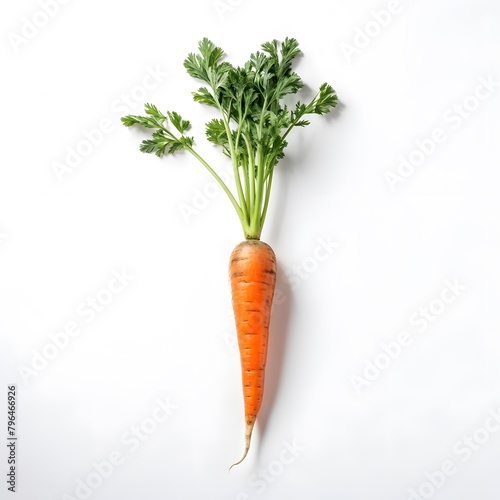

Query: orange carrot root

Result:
[229,240,276,468]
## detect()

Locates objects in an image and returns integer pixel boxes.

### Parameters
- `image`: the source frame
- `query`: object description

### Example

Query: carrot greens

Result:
[122,37,337,239]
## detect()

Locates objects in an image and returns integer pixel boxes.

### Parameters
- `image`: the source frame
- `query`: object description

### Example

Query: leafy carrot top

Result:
[122,37,337,239]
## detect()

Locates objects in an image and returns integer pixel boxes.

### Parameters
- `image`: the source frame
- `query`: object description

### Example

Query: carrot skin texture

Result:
[229,239,277,468]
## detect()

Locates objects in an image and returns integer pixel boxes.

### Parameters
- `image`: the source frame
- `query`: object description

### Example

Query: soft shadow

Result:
[254,97,344,456]
[256,262,293,455]
[263,158,290,244]
[326,99,346,122]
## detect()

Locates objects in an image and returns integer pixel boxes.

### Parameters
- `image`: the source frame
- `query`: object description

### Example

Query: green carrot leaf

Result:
[123,37,338,239]
[167,111,191,134]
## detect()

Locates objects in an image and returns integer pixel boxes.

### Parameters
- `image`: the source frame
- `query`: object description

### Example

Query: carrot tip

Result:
[229,415,256,472]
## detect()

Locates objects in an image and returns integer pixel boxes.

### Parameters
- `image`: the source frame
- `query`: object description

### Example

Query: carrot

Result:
[122,37,337,468]
[229,239,277,469]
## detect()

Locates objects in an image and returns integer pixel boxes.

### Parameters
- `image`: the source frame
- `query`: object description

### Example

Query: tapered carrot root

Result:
[229,240,277,469]
[229,415,256,471]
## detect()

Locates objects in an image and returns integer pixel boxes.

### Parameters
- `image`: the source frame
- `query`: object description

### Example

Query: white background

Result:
[1,0,500,499]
